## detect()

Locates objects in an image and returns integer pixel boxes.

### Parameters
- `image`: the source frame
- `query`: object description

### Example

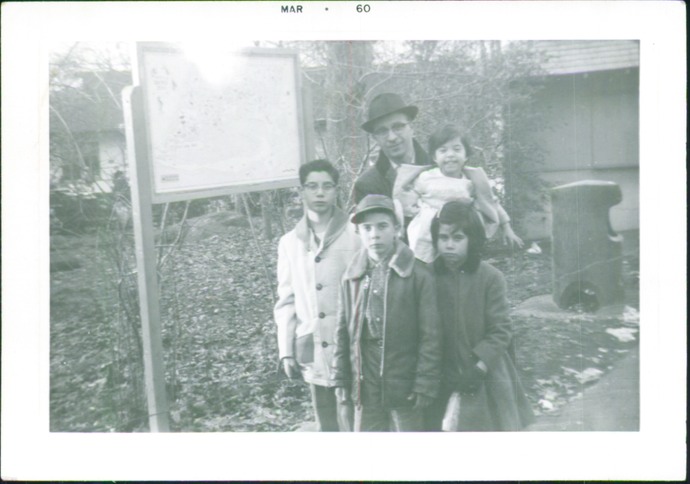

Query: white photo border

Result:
[1,1,686,480]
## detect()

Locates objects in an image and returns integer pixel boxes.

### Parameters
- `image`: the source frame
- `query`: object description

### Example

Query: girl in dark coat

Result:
[426,200,535,431]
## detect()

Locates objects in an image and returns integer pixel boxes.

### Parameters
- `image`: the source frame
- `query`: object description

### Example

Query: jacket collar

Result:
[433,256,450,274]
[375,138,431,175]
[433,255,481,275]
[295,206,349,250]
[345,241,416,281]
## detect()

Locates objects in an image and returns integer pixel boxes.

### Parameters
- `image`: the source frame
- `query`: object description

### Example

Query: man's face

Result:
[301,171,337,215]
[357,211,399,261]
[371,112,415,163]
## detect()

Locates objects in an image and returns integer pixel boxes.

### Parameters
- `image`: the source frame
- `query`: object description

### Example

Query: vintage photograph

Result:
[3,1,685,480]
[49,39,640,433]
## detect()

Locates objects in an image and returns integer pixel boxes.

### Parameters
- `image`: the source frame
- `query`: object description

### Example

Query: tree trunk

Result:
[324,41,374,205]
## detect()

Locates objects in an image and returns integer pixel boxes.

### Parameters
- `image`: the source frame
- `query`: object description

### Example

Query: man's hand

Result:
[407,392,434,409]
[458,363,488,395]
[282,357,300,379]
[335,387,350,404]
[500,223,524,249]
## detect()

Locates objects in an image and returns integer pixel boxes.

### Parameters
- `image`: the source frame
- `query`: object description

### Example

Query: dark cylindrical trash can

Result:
[551,180,624,310]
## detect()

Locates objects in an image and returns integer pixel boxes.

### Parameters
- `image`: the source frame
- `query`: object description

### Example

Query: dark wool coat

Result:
[331,242,442,408]
[353,139,432,204]
[433,259,535,431]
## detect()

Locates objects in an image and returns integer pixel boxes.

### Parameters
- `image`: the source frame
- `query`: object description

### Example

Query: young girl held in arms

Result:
[426,200,534,431]
[394,124,523,264]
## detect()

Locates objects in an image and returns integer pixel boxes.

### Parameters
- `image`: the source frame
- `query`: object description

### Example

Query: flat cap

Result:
[350,194,397,224]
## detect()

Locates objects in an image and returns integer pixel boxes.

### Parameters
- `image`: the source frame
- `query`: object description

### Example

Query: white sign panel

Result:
[136,43,306,202]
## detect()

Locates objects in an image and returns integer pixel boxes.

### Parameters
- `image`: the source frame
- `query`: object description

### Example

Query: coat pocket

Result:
[295,333,314,365]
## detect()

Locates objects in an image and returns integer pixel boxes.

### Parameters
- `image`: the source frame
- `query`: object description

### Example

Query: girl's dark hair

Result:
[428,124,474,160]
[299,159,340,186]
[431,200,486,272]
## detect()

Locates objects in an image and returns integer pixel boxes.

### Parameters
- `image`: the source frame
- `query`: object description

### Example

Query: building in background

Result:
[520,40,639,240]
[50,69,131,194]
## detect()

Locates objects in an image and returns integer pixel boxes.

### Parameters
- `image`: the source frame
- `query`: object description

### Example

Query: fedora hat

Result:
[361,93,419,133]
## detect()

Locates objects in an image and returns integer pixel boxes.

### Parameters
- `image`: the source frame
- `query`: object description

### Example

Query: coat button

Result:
[316,283,323,290]
[319,312,325,318]
[321,341,329,348]
[315,256,321,263]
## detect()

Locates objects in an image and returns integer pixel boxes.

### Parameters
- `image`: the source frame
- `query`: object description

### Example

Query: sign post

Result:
[122,85,170,431]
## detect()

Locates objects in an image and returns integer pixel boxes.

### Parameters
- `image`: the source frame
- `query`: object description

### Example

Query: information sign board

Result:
[136,43,307,203]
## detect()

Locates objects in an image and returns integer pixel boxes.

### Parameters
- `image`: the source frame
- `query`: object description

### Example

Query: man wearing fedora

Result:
[354,93,432,204]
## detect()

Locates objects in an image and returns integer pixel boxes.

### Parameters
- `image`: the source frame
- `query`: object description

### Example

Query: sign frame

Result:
[135,42,312,204]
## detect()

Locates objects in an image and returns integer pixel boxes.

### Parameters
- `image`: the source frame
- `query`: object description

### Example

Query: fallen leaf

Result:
[561,367,579,375]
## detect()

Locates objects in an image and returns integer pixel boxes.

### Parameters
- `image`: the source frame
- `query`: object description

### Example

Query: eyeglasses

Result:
[372,122,409,138]
[302,182,337,193]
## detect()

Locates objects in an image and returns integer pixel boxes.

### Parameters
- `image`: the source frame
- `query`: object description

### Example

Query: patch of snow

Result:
[539,399,554,411]
[574,367,604,384]
[622,306,640,326]
[606,327,638,342]
[527,242,542,254]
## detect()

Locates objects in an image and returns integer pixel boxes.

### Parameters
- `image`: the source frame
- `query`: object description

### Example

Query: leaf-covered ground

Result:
[50,216,640,431]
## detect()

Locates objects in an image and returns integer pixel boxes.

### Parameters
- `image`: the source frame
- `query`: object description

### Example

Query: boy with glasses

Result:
[274,159,360,431]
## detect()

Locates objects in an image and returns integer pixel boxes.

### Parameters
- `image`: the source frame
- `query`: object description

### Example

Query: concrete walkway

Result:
[526,345,639,431]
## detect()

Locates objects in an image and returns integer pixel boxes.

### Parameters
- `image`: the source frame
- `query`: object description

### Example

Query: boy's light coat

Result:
[274,207,360,386]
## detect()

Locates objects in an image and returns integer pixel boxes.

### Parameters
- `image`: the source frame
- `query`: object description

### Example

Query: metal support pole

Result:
[122,85,170,432]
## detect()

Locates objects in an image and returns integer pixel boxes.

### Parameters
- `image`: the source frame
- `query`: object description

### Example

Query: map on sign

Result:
[137,44,304,200]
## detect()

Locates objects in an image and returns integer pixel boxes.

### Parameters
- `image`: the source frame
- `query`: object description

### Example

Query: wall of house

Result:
[522,68,639,240]
[97,131,127,186]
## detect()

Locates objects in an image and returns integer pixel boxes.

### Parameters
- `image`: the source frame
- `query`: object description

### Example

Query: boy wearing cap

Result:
[354,93,432,204]
[274,159,360,431]
[331,194,442,431]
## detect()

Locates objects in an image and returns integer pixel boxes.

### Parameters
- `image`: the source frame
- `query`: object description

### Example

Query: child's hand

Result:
[501,224,524,249]
[335,387,351,404]
[408,392,434,409]
[458,364,488,395]
[281,357,300,380]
